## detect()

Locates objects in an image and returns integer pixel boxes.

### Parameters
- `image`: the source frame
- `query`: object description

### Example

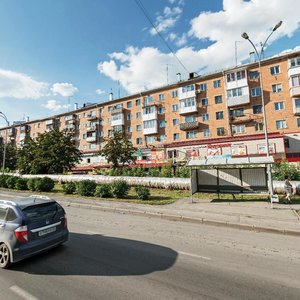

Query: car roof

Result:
[0,197,56,210]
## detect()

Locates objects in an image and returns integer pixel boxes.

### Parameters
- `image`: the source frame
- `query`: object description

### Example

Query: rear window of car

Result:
[22,202,63,222]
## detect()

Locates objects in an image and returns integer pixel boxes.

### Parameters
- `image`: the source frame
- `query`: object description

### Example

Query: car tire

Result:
[0,243,11,269]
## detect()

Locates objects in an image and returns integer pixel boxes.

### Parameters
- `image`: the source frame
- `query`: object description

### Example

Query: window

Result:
[227,87,243,98]
[253,105,262,114]
[290,57,300,68]
[136,112,141,119]
[143,120,156,129]
[172,104,178,112]
[146,136,156,144]
[226,72,235,82]
[115,104,122,109]
[203,129,210,137]
[127,113,132,120]
[216,111,224,120]
[99,131,104,137]
[172,90,178,98]
[186,130,197,139]
[0,207,7,220]
[215,95,222,104]
[249,71,259,80]
[136,138,143,145]
[158,93,164,100]
[236,70,246,80]
[232,125,245,134]
[158,107,165,114]
[136,99,141,106]
[159,120,166,128]
[199,83,208,91]
[202,113,209,121]
[127,126,132,132]
[201,98,208,106]
[274,101,285,111]
[291,75,300,87]
[127,101,132,108]
[251,87,261,97]
[297,118,300,128]
[89,144,96,150]
[255,122,264,132]
[182,84,194,93]
[180,97,195,108]
[295,99,300,113]
[173,119,179,125]
[213,80,221,88]
[217,127,225,136]
[99,108,103,114]
[144,96,153,106]
[160,135,166,142]
[108,106,112,112]
[270,65,280,75]
[272,83,283,93]
[82,133,86,139]
[6,208,17,222]
[230,108,244,117]
[185,115,197,122]
[173,133,179,140]
[276,120,287,129]
[99,119,104,125]
[143,106,155,115]
[136,125,142,131]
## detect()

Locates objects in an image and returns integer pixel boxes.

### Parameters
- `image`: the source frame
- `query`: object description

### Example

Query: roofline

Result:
[1,48,300,130]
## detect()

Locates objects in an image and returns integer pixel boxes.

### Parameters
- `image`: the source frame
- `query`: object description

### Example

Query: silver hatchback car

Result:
[0,195,69,268]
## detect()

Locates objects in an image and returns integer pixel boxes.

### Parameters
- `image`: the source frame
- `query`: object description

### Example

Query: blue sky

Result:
[0,0,300,126]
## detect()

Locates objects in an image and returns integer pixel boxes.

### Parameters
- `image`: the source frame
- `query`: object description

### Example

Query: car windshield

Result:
[22,202,62,223]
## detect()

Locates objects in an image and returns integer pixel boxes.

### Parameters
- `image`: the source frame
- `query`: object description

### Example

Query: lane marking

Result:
[178,251,211,261]
[10,285,39,300]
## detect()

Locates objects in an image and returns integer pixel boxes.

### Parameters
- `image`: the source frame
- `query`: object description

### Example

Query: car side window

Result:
[6,208,17,222]
[0,207,7,221]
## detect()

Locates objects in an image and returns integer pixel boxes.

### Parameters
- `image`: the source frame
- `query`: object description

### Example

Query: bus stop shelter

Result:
[187,156,275,197]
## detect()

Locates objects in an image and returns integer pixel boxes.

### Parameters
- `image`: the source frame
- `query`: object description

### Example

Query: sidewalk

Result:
[53,194,300,237]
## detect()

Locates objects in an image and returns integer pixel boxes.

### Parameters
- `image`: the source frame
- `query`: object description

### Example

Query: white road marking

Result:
[10,285,39,300]
[86,230,100,235]
[178,251,211,261]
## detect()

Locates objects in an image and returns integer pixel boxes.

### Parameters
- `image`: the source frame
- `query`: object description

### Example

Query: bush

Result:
[273,160,300,181]
[109,168,121,176]
[161,166,173,178]
[134,167,146,177]
[35,177,55,192]
[178,166,190,178]
[135,186,150,200]
[148,167,160,177]
[111,180,130,198]
[94,184,112,198]
[77,180,97,196]
[0,175,10,188]
[62,182,77,194]
[15,178,29,190]
[6,176,18,189]
[27,178,39,191]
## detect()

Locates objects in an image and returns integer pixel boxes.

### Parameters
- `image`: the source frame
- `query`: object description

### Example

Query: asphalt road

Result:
[0,205,300,300]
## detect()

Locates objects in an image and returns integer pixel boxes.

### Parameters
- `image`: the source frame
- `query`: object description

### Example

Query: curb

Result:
[62,201,300,238]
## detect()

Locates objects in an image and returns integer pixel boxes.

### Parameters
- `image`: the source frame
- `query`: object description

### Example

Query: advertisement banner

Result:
[257,143,276,155]
[231,145,247,157]
[207,146,222,157]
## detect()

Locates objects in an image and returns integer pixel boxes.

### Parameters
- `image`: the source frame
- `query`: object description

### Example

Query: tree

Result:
[0,142,17,171]
[17,129,81,174]
[100,130,137,169]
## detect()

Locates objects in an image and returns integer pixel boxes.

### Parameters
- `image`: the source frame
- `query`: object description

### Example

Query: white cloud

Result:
[42,100,69,111]
[96,88,105,95]
[0,69,48,99]
[51,82,78,97]
[98,0,300,94]
[149,4,183,36]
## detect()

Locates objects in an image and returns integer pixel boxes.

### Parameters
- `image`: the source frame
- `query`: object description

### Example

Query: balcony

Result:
[227,95,250,107]
[180,121,199,131]
[7,128,15,136]
[142,107,157,122]
[19,133,26,141]
[229,115,253,124]
[179,104,198,115]
[86,136,97,142]
[294,107,300,115]
[20,125,29,133]
[86,126,97,132]
[87,113,98,120]
[143,127,158,135]
[178,88,196,100]
[65,114,76,122]
[111,114,125,126]
[64,124,76,130]
[111,108,123,115]
[45,119,55,126]
[290,85,300,97]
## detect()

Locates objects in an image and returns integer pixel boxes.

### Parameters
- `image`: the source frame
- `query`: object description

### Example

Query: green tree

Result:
[17,129,81,174]
[0,142,17,171]
[100,131,137,169]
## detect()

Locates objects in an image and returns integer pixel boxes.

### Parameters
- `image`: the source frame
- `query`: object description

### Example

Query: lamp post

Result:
[241,21,282,195]
[0,112,9,174]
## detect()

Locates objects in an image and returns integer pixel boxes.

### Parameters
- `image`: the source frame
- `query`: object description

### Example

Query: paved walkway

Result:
[53,194,300,237]
[1,189,299,236]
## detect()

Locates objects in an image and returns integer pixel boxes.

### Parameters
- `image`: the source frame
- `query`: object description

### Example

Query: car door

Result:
[0,206,8,241]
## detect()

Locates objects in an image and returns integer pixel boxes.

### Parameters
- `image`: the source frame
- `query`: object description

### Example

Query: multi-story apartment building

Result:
[1,49,300,171]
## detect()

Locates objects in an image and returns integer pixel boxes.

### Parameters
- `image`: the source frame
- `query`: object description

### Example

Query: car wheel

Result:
[0,243,10,269]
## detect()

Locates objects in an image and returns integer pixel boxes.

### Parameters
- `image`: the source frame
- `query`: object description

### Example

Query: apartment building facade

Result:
[1,50,300,170]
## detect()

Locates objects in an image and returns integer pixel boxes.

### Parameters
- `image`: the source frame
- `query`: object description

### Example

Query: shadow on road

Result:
[9,232,178,276]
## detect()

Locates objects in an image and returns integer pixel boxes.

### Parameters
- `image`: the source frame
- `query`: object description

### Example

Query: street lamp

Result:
[241,21,282,195]
[0,112,9,174]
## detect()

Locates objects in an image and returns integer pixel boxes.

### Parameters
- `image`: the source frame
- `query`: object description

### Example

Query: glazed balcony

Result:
[179,121,199,131]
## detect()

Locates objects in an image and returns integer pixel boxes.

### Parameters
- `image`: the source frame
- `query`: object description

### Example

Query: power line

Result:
[134,0,190,75]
